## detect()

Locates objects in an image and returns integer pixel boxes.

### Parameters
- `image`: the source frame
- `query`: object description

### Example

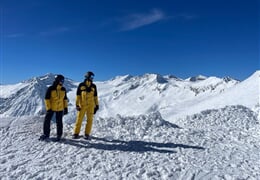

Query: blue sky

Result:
[0,0,258,84]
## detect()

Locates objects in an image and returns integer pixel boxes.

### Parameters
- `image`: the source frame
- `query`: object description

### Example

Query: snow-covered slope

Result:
[0,73,77,117]
[0,105,259,179]
[163,71,260,120]
[1,71,259,122]
[95,73,240,121]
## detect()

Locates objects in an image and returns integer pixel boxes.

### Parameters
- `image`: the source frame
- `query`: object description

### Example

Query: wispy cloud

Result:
[119,9,166,31]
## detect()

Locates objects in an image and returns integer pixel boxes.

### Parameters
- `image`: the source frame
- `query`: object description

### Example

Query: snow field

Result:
[0,105,259,179]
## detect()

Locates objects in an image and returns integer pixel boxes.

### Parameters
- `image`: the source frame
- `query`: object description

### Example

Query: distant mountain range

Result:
[0,71,259,122]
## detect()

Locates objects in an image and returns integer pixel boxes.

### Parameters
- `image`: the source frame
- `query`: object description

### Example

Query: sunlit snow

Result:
[0,71,259,179]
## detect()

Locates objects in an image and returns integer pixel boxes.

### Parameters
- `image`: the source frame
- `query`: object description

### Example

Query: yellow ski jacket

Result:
[76,80,98,111]
[44,84,68,112]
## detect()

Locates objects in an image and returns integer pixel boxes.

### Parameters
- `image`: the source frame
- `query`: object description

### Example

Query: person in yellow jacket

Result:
[73,71,99,140]
[39,74,68,141]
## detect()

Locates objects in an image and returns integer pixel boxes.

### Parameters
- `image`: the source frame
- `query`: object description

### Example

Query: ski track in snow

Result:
[0,106,259,180]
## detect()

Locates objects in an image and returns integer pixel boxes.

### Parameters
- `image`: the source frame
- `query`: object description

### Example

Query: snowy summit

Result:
[0,71,259,179]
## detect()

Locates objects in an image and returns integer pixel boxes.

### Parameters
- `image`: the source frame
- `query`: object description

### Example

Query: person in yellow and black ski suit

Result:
[39,74,68,141]
[72,71,99,140]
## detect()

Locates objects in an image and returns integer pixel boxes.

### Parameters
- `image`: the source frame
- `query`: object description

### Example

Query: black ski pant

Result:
[43,110,63,137]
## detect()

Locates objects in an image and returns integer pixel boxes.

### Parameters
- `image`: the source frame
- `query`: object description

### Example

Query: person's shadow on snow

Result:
[59,136,205,154]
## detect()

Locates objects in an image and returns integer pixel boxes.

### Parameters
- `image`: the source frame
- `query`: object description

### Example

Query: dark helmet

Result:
[55,74,65,83]
[84,71,95,80]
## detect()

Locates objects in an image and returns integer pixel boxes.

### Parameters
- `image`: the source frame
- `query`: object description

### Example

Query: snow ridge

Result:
[183,105,259,130]
[93,111,181,141]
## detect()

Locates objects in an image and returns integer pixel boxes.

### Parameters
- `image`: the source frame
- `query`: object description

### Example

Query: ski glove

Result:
[47,109,52,113]
[94,105,99,114]
[76,105,81,111]
[64,108,68,115]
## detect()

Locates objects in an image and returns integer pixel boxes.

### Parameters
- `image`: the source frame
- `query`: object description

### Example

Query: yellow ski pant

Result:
[73,106,94,135]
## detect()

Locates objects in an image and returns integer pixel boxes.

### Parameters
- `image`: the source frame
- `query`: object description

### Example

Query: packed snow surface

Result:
[0,106,259,179]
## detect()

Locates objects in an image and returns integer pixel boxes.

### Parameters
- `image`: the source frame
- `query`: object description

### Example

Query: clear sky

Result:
[0,0,259,84]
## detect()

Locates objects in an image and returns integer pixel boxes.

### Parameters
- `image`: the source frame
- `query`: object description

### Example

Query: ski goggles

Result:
[89,75,94,80]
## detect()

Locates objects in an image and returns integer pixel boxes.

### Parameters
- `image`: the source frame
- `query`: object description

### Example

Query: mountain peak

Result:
[22,73,56,84]
[0,73,76,116]
[111,75,133,82]
[141,73,168,84]
[222,76,238,83]
[189,75,207,82]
